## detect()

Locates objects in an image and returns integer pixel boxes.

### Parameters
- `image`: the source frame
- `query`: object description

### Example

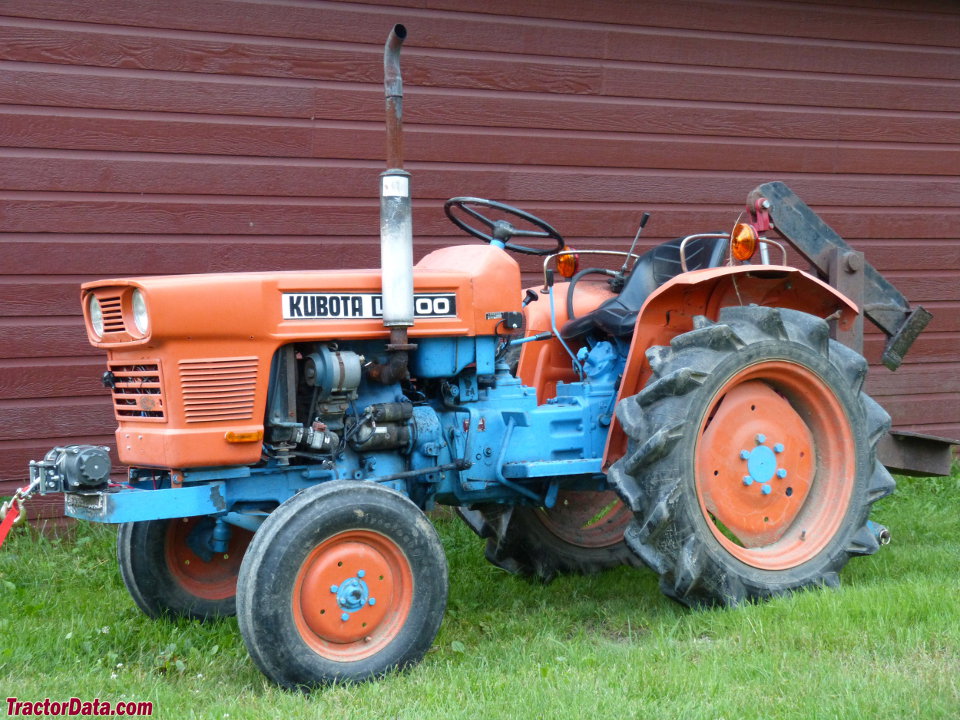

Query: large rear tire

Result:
[459,490,639,581]
[117,516,252,620]
[608,306,895,607]
[236,481,448,688]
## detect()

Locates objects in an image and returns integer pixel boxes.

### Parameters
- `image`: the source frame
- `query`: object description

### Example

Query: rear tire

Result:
[117,516,252,620]
[460,490,639,581]
[609,306,895,607]
[236,481,448,688]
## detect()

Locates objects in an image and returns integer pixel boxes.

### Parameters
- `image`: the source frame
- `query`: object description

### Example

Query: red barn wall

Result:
[1,0,958,504]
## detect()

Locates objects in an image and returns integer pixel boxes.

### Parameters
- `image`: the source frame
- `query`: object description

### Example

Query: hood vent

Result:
[108,362,166,421]
[179,357,258,423]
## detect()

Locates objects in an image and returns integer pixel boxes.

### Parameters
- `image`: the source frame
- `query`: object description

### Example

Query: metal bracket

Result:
[746,181,931,368]
[827,246,865,352]
[877,431,956,477]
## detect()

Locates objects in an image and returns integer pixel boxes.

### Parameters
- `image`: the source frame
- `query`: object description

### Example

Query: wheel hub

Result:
[165,517,251,600]
[295,534,408,651]
[741,435,787,493]
[698,380,813,546]
[331,573,375,618]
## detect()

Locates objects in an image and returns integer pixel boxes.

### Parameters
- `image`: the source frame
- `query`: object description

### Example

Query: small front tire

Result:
[117,516,252,621]
[236,481,448,689]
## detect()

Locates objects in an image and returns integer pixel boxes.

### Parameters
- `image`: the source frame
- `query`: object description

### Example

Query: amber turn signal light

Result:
[557,247,579,278]
[225,430,264,444]
[730,223,759,262]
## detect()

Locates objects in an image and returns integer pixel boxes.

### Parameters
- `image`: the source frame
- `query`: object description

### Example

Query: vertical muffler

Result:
[372,24,415,384]
[381,24,414,331]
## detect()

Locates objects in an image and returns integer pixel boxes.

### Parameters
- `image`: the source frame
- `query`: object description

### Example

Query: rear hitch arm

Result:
[746,181,932,370]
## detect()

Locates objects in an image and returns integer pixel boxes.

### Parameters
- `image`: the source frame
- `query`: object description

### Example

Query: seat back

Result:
[560,235,727,340]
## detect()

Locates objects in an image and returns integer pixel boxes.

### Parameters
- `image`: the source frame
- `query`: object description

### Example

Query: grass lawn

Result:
[1,472,958,720]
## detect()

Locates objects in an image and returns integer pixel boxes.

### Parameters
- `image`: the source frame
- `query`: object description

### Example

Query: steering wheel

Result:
[444,197,565,256]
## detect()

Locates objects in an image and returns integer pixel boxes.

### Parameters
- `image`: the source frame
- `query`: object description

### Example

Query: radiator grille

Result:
[100,295,126,334]
[179,357,258,423]
[108,362,166,420]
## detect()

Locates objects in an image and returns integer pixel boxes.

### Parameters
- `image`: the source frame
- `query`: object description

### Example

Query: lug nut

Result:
[756,434,766,444]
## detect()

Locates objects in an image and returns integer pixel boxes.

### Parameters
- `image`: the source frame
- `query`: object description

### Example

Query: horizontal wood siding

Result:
[1,0,958,496]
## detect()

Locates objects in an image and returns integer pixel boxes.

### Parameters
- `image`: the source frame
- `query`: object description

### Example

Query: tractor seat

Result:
[561,234,728,341]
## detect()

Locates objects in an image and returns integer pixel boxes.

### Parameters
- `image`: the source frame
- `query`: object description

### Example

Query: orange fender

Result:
[602,265,859,468]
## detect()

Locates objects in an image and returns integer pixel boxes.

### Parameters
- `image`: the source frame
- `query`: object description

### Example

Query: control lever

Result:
[609,212,650,293]
[620,212,650,276]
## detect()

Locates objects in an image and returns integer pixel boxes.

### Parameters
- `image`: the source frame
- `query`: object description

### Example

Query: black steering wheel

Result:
[444,197,565,256]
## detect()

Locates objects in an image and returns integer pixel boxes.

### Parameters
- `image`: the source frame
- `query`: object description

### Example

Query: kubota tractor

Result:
[18,26,936,688]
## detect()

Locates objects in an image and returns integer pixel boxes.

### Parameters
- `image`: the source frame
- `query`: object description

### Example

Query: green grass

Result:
[2,473,959,720]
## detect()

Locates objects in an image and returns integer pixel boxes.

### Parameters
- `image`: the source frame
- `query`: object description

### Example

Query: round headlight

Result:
[131,289,149,335]
[88,295,104,338]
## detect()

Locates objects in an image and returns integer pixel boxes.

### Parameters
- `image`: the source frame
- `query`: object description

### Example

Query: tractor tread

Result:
[828,340,869,393]
[608,306,894,608]
[845,524,881,556]
[638,368,709,408]
[866,461,897,503]
[670,323,744,353]
[623,424,685,476]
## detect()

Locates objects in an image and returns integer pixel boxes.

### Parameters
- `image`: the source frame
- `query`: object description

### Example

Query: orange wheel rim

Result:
[165,517,252,600]
[535,490,632,548]
[695,361,855,570]
[293,530,413,662]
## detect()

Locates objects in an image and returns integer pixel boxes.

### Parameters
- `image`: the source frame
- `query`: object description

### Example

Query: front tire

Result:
[609,306,895,607]
[117,516,252,620]
[236,481,448,689]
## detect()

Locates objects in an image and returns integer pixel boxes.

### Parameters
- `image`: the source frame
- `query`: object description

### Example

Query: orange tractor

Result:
[17,26,938,688]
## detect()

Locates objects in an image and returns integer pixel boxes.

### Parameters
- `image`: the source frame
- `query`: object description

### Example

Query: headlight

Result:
[88,295,104,338]
[131,289,149,335]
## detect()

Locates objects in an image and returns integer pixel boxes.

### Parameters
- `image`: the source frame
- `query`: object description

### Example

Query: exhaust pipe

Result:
[373,24,415,384]
[381,23,413,332]
[384,24,407,172]
[868,520,892,546]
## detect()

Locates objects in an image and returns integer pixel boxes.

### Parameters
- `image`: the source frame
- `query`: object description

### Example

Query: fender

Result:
[602,264,859,468]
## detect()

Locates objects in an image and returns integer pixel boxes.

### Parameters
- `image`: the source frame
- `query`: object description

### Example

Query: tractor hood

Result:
[80,244,522,350]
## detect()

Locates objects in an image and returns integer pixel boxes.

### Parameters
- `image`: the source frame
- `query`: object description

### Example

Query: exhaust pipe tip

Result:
[384,25,407,102]
[868,520,892,546]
